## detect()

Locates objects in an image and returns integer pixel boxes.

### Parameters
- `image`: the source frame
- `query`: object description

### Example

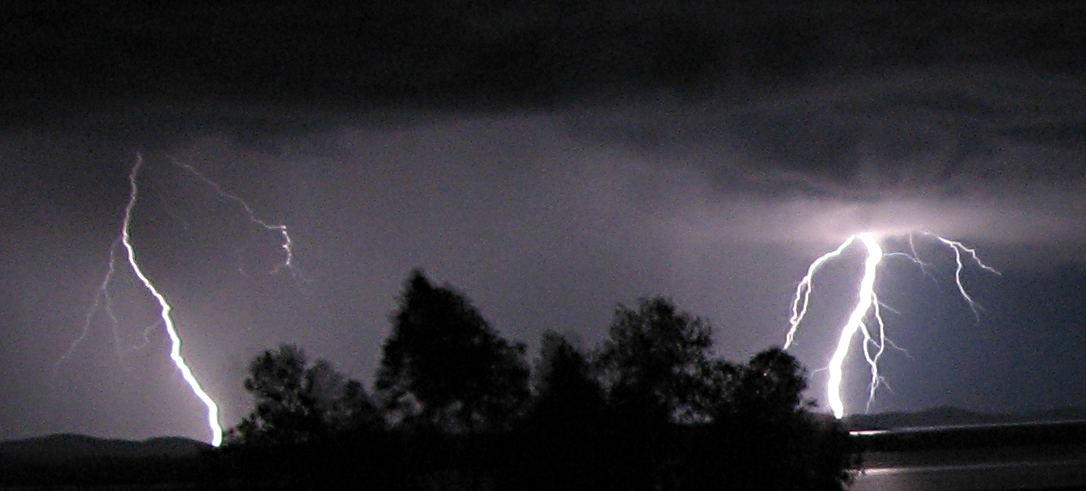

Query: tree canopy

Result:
[596,297,717,423]
[729,346,812,420]
[227,344,378,446]
[527,331,605,428]
[375,270,530,432]
[682,348,855,491]
[225,276,858,491]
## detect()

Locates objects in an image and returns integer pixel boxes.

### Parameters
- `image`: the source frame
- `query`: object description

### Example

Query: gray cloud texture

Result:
[11,0,1082,254]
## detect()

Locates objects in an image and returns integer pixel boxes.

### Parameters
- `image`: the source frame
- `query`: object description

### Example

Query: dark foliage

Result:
[500,299,857,491]
[514,331,610,490]
[376,270,530,433]
[729,347,812,420]
[678,348,857,491]
[228,344,380,446]
[596,297,718,424]
[25,282,855,490]
[527,331,607,429]
[218,292,857,491]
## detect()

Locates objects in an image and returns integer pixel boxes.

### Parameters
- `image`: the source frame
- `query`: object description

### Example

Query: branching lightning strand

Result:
[54,239,125,377]
[166,156,300,278]
[784,232,997,419]
[934,236,1000,320]
[57,152,302,446]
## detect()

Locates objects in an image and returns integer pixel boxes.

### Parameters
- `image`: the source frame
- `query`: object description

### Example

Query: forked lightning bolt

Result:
[119,154,223,446]
[783,232,998,419]
[58,152,300,446]
[54,239,162,377]
[54,239,123,376]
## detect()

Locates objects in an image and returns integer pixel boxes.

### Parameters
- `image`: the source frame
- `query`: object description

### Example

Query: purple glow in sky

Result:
[3,1,1086,442]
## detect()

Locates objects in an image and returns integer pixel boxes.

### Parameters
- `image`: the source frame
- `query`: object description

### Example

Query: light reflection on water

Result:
[851,457,1086,491]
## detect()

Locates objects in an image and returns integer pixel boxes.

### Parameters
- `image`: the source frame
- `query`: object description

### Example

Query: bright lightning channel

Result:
[121,154,223,447]
[783,232,998,419]
[58,152,301,447]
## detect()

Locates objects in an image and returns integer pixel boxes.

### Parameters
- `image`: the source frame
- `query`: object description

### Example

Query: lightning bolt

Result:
[934,236,1000,320]
[54,239,126,377]
[119,154,223,446]
[783,232,998,419]
[57,151,302,446]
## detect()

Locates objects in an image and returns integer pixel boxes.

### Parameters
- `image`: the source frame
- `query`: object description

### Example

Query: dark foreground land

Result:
[6,419,1086,490]
[0,429,844,490]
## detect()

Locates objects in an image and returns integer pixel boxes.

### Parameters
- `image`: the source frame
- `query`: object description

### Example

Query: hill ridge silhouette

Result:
[0,433,210,463]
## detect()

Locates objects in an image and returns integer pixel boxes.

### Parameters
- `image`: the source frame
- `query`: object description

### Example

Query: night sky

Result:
[4,0,1086,443]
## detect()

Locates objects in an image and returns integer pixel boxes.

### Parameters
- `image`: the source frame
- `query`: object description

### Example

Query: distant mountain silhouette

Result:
[0,434,210,464]
[846,406,1086,430]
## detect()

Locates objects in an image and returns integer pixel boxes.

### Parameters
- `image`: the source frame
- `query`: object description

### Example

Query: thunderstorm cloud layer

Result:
[3,0,1086,441]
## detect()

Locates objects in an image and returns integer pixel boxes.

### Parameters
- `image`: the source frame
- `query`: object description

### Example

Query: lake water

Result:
[851,446,1086,491]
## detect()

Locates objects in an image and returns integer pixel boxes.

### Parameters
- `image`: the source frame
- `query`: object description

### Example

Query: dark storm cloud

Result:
[565,65,1086,252]
[578,68,1086,196]
[9,1,1084,129]
[9,0,1086,230]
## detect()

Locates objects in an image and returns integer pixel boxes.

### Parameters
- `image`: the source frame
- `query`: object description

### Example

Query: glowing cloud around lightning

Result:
[58,153,301,446]
[783,232,997,419]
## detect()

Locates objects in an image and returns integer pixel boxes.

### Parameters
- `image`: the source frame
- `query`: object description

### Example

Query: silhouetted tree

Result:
[729,347,811,420]
[596,297,718,424]
[678,348,857,491]
[224,296,857,491]
[588,298,721,491]
[529,331,605,426]
[227,344,379,446]
[376,270,530,433]
[510,331,608,490]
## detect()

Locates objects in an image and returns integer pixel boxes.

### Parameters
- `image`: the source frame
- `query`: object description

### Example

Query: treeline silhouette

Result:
[216,269,859,490]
